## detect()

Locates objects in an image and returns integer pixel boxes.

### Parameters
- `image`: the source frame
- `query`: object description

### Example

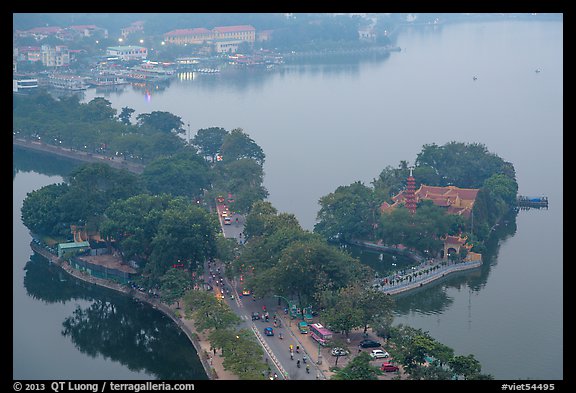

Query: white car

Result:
[369,349,390,359]
[331,347,349,357]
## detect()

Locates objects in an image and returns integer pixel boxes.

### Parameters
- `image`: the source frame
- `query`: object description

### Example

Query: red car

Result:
[381,363,399,372]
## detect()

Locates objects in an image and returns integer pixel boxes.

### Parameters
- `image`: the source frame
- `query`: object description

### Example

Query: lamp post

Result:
[273,295,292,327]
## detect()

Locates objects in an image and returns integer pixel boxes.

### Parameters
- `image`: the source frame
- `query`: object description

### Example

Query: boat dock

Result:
[517,195,548,209]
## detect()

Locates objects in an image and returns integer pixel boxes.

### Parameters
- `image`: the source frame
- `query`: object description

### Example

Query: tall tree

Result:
[160,268,191,308]
[220,128,265,165]
[192,127,228,162]
[136,111,185,135]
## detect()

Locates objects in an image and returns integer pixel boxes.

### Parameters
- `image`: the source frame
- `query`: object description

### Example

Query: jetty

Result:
[517,195,548,209]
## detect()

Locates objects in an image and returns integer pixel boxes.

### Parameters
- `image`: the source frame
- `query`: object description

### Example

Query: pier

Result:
[517,195,548,209]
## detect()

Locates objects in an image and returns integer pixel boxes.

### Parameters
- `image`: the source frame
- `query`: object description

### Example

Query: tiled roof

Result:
[213,25,255,33]
[164,28,211,36]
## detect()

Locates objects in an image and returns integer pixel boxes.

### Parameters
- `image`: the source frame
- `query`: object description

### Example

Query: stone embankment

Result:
[29,241,216,379]
[13,137,145,174]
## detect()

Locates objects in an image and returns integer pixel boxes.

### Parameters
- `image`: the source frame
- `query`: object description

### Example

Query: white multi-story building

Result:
[106,45,148,61]
[41,45,70,67]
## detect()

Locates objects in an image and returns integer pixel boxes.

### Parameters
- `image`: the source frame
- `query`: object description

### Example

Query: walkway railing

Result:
[374,259,482,295]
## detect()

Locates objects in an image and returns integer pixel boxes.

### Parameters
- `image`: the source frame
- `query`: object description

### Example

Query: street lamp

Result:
[273,295,292,327]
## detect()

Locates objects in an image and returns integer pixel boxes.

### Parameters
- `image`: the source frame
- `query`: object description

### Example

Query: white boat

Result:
[48,74,87,90]
[13,78,39,92]
[86,73,127,87]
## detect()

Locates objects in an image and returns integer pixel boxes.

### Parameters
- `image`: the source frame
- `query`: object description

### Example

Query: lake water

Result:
[14,19,562,380]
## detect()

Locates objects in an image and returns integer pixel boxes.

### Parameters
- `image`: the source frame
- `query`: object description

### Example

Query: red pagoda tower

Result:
[404,167,417,214]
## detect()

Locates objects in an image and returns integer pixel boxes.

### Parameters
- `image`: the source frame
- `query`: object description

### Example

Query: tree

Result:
[315,181,378,242]
[147,200,219,278]
[159,268,191,308]
[21,183,70,237]
[184,290,241,332]
[118,106,135,125]
[192,127,228,162]
[220,128,265,165]
[141,150,212,198]
[60,163,144,223]
[136,111,185,135]
[268,238,368,307]
[448,354,482,380]
[332,352,380,380]
[83,97,117,122]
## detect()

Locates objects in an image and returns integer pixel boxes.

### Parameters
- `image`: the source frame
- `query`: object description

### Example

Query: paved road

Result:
[211,201,325,379]
[226,283,323,380]
[203,253,323,380]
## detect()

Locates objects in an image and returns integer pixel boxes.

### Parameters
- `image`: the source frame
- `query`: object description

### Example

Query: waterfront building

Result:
[106,45,148,61]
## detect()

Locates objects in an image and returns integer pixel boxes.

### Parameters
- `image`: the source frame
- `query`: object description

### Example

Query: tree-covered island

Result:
[16,91,499,379]
[315,141,518,261]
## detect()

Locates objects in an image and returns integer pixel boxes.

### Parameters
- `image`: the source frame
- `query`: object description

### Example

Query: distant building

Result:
[15,46,42,62]
[106,45,148,61]
[212,25,255,43]
[163,28,212,45]
[163,25,256,46]
[257,30,273,42]
[121,21,144,39]
[15,26,63,40]
[41,45,70,67]
[214,39,242,53]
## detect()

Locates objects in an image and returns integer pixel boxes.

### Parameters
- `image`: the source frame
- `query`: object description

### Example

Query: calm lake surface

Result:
[14,19,562,380]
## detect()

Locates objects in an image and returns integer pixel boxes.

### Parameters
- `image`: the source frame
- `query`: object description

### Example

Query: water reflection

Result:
[389,208,518,316]
[23,252,208,380]
[13,147,78,179]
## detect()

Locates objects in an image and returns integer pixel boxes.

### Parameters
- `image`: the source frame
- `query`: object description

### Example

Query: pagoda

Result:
[404,167,417,214]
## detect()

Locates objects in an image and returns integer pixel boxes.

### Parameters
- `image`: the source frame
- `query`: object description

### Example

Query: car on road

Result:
[251,312,260,320]
[369,349,390,359]
[359,339,382,348]
[381,362,399,372]
[331,347,349,357]
[264,327,274,336]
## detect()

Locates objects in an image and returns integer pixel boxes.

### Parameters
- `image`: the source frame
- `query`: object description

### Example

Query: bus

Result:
[309,323,333,346]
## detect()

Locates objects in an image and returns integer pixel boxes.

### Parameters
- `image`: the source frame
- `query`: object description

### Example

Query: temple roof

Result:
[382,183,479,217]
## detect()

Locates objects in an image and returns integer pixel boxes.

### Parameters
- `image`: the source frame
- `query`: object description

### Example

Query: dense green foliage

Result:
[100,194,219,279]
[331,352,381,380]
[141,151,212,199]
[388,324,493,380]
